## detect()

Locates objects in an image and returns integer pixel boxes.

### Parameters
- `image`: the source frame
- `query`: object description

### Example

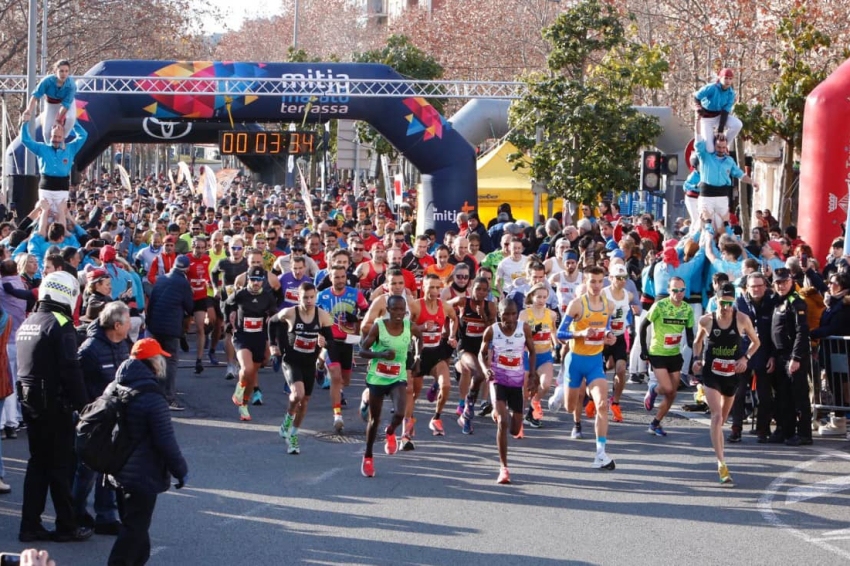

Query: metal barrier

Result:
[812,336,850,413]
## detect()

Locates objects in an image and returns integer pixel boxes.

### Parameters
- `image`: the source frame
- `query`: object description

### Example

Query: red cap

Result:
[164,235,177,244]
[99,245,117,263]
[131,338,172,360]
[86,268,109,283]
[719,68,734,79]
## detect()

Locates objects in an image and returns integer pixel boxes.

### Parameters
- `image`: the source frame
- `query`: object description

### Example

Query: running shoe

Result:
[478,401,493,417]
[232,383,246,406]
[426,381,439,403]
[168,400,185,411]
[644,383,658,412]
[458,413,473,435]
[524,411,542,429]
[251,388,263,406]
[360,400,370,422]
[610,398,623,423]
[361,457,375,478]
[726,428,742,443]
[570,425,583,439]
[718,462,733,486]
[512,424,524,439]
[238,405,251,421]
[317,369,328,389]
[548,387,564,413]
[532,399,544,421]
[287,433,300,455]
[282,380,291,395]
[279,414,294,439]
[496,467,511,484]
[333,415,344,433]
[456,402,465,417]
[194,359,204,374]
[403,417,416,439]
[400,436,416,451]
[585,399,596,419]
[648,423,667,437]
[180,335,190,352]
[628,373,644,384]
[272,355,282,373]
[592,454,616,470]
[225,364,236,381]
[208,350,220,366]
[429,417,445,436]
[385,427,398,455]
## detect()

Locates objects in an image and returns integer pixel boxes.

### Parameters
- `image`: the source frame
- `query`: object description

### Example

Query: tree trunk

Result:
[735,137,749,235]
[779,139,796,227]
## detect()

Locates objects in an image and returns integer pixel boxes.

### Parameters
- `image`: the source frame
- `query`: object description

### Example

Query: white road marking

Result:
[149,546,168,557]
[308,467,343,486]
[785,474,850,505]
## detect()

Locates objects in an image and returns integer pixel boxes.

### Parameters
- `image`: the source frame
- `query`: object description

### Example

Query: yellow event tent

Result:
[476,140,554,225]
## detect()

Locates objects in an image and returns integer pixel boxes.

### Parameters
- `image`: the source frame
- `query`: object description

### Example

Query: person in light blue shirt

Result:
[683,155,701,227]
[20,120,87,210]
[22,59,77,142]
[694,68,742,152]
[695,135,757,231]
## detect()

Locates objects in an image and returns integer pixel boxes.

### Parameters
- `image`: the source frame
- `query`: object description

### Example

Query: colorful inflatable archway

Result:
[5,60,477,234]
[799,57,850,261]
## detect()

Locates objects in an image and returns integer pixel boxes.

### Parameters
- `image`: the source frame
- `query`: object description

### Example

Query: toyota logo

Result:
[142,118,193,140]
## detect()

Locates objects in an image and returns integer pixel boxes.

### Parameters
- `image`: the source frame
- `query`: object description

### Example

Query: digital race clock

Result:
[218,131,316,156]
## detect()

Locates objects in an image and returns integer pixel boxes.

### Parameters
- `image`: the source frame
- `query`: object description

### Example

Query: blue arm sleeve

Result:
[556,314,575,341]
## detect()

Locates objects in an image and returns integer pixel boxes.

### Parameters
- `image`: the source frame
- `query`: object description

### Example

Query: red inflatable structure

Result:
[799,57,850,261]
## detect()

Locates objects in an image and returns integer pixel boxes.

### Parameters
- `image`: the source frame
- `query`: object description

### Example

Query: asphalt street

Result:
[1,354,849,565]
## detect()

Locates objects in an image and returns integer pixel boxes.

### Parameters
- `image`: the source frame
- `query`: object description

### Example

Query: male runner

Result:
[186,236,214,374]
[601,264,634,422]
[226,267,278,421]
[212,236,248,381]
[479,298,538,484]
[640,276,695,437]
[270,282,338,455]
[556,266,617,470]
[359,295,422,477]
[692,282,759,485]
[279,256,312,309]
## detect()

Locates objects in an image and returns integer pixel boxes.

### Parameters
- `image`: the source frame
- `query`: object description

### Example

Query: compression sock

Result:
[333,405,342,416]
[596,437,607,457]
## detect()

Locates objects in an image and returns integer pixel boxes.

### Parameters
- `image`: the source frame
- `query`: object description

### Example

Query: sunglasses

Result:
[292,247,305,252]
[719,300,735,307]
[248,277,265,282]
[352,247,365,252]
[614,276,627,281]
[670,288,685,293]
[230,246,243,251]
[455,274,470,280]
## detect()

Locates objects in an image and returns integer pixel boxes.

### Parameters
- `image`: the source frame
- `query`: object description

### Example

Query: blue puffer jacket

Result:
[108,359,188,494]
[78,320,132,402]
[146,270,193,339]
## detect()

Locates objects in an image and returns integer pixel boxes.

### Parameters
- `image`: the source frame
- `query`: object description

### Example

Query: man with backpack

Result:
[72,302,132,536]
[105,337,188,566]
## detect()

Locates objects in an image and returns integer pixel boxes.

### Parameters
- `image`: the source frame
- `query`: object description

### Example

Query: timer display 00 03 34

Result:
[218,131,316,156]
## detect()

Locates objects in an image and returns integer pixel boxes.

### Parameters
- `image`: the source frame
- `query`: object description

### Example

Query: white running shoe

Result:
[548,386,564,413]
[592,454,616,470]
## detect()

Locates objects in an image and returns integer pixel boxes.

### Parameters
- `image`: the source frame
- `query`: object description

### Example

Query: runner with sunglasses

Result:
[602,264,634,422]
[639,276,695,437]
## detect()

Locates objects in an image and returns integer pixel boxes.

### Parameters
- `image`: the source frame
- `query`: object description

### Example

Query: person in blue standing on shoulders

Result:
[22,59,78,142]
[694,68,742,153]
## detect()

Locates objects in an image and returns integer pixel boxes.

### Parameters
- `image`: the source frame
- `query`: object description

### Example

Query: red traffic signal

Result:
[640,150,661,191]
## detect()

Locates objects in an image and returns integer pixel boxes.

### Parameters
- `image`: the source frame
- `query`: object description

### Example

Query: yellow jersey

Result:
[570,294,610,356]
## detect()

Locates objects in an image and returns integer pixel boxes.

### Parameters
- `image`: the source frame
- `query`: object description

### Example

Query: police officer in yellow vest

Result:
[16,271,93,543]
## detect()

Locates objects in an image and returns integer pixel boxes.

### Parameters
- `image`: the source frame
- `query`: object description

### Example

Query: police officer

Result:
[731,272,777,443]
[769,267,813,446]
[16,271,93,543]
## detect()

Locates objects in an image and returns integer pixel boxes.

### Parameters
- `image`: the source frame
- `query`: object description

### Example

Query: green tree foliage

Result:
[508,0,665,205]
[734,7,848,223]
[351,35,444,158]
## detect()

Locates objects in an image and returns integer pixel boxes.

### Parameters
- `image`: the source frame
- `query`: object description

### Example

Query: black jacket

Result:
[736,291,776,368]
[146,270,193,339]
[16,301,88,413]
[811,293,850,339]
[108,359,188,494]
[78,320,132,402]
[771,291,810,361]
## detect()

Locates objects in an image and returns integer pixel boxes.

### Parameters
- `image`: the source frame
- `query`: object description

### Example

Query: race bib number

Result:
[423,331,441,347]
[375,360,402,378]
[611,320,625,334]
[664,334,682,347]
[711,358,736,377]
[466,321,486,337]
[495,352,522,370]
[585,328,605,346]
[293,335,318,353]
[284,288,299,303]
[244,317,263,333]
[533,330,551,346]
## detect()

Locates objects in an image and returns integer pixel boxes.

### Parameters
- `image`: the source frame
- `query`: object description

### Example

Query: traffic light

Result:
[640,150,661,191]
[660,154,679,176]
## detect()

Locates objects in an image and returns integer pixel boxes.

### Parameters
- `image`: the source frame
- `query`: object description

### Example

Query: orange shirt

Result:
[425,263,454,286]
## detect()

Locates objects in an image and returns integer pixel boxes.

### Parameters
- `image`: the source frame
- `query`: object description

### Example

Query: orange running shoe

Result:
[585,399,597,419]
[532,399,544,420]
[429,417,445,436]
[361,457,375,477]
[610,399,623,423]
[385,427,398,455]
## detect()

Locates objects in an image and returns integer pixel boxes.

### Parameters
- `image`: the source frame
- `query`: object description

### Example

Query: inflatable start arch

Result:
[5,60,477,234]
[799,56,850,260]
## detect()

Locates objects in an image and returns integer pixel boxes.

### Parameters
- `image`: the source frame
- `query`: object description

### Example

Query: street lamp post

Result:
[293,0,299,49]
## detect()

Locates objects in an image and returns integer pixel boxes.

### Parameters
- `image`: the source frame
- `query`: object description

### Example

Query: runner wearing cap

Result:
[518,283,558,429]
[556,266,617,470]
[692,282,760,485]
[694,68,743,153]
[602,263,635,422]
[212,236,248,381]
[226,266,278,422]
